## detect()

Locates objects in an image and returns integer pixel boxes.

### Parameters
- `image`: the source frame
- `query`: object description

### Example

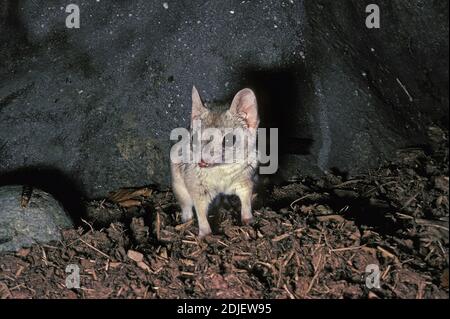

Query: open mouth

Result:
[198,160,220,168]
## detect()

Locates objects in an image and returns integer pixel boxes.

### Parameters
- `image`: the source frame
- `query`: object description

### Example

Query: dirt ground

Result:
[0,126,448,299]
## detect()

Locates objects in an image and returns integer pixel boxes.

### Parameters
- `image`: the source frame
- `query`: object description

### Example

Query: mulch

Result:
[0,126,448,299]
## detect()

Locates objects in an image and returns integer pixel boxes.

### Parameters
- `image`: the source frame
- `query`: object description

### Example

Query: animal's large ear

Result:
[229,88,259,129]
[192,86,208,120]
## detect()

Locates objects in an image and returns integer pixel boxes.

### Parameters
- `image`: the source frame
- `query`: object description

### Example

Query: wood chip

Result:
[109,262,122,269]
[127,250,144,263]
[137,261,152,272]
[317,215,346,223]
[118,199,142,208]
[159,247,168,259]
[155,210,161,241]
[272,233,291,242]
[15,265,25,278]
[181,259,195,267]
[16,248,30,257]
[180,271,195,277]
[0,282,11,299]
[441,268,449,289]
[175,219,193,231]
[377,246,400,264]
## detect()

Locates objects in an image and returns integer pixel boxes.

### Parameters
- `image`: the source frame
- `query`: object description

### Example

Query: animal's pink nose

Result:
[198,159,209,168]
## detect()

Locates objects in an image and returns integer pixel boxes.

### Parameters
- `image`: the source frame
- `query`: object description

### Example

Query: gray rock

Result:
[0,185,73,252]
[0,0,448,197]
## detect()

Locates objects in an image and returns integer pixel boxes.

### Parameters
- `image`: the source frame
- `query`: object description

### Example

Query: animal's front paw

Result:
[198,226,212,238]
[181,209,193,223]
[241,216,254,226]
[181,215,193,223]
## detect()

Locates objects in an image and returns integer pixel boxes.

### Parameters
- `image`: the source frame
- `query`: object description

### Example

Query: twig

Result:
[155,210,161,241]
[396,78,414,102]
[395,212,414,220]
[182,240,198,245]
[272,233,291,242]
[81,218,94,233]
[330,245,366,253]
[401,192,420,210]
[79,238,111,259]
[41,247,48,266]
[283,250,296,267]
[332,179,364,189]
[363,181,397,196]
[416,219,449,232]
[381,265,391,281]
[306,253,323,295]
[283,284,296,299]
[180,271,195,277]
[290,194,314,210]
[255,261,278,275]
[217,240,229,247]
[437,240,447,258]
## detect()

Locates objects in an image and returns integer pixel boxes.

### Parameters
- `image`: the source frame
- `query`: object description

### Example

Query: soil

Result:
[0,126,448,299]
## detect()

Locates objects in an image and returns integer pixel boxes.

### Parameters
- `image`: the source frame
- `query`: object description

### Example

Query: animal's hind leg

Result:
[235,184,254,225]
[177,188,194,223]
[192,195,212,238]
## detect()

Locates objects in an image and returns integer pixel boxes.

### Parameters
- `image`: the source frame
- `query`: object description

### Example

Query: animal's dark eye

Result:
[222,133,236,148]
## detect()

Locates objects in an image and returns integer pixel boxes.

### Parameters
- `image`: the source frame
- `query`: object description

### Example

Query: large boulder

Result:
[0,185,73,252]
[0,0,448,197]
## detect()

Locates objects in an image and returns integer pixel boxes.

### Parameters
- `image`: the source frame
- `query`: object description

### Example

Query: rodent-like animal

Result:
[171,86,259,237]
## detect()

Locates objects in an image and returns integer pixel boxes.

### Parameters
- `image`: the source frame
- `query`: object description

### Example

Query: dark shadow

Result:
[0,167,86,225]
[3,1,22,31]
[329,167,350,181]
[326,194,401,236]
[229,64,316,192]
[1,0,29,47]
[238,66,314,157]
[208,195,244,234]
[263,186,402,236]
[1,1,97,79]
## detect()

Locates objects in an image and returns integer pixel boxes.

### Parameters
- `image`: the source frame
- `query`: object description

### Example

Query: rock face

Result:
[0,186,73,252]
[0,0,448,197]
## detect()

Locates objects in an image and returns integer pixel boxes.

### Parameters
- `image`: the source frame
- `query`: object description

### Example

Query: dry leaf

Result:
[108,188,152,203]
